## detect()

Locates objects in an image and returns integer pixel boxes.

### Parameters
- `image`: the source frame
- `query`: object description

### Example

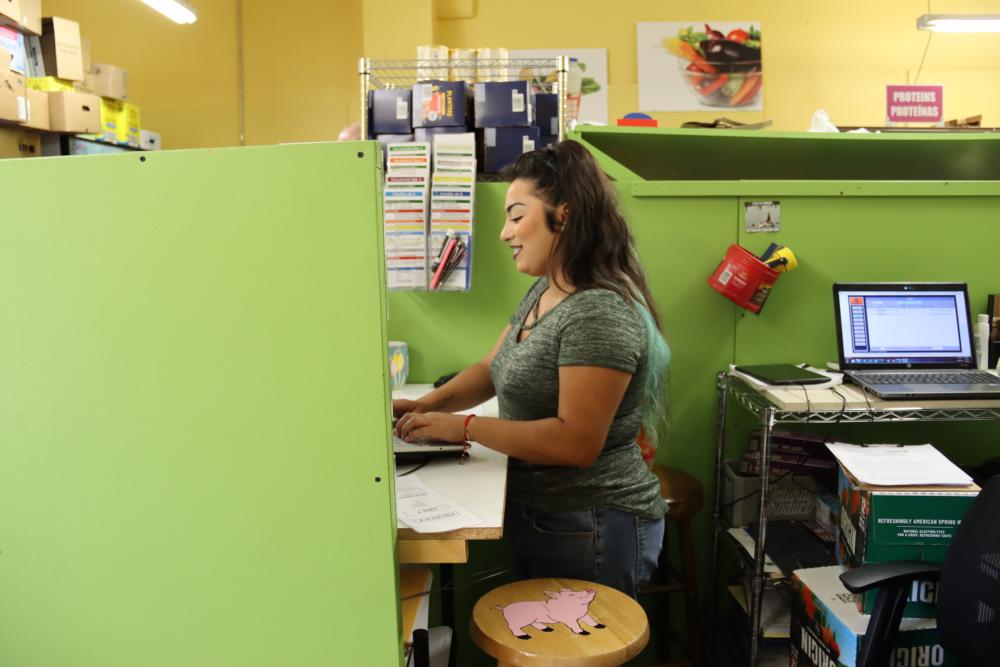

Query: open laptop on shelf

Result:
[833,282,1000,399]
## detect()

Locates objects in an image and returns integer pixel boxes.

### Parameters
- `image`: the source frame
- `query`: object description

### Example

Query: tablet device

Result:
[734,364,829,385]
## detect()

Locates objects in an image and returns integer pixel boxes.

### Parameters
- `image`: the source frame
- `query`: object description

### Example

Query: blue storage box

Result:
[477,126,540,173]
[368,89,412,135]
[534,93,560,137]
[412,80,468,128]
[474,81,533,128]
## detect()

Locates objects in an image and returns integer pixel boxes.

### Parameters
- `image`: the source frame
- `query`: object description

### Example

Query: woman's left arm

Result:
[396,365,631,467]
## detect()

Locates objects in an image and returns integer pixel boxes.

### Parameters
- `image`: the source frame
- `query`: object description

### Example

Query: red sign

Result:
[886,85,943,123]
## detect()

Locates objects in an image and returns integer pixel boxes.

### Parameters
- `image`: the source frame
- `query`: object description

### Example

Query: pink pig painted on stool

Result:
[497,587,605,640]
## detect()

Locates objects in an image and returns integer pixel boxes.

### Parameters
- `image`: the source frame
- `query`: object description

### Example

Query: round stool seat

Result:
[651,464,703,519]
[470,578,649,667]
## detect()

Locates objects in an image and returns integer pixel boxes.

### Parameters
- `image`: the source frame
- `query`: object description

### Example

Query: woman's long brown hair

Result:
[501,140,663,330]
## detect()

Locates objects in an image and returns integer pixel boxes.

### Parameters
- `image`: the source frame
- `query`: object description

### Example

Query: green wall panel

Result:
[390,130,1000,666]
[0,143,401,667]
[387,184,535,382]
[735,195,1000,366]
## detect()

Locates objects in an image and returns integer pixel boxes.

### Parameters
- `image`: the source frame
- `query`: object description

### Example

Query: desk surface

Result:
[393,384,507,542]
[732,372,1000,415]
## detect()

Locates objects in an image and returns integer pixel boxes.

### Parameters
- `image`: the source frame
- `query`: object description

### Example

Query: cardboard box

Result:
[90,63,127,101]
[0,124,39,157]
[140,129,161,151]
[123,102,140,147]
[837,466,978,618]
[28,76,73,92]
[0,0,19,26]
[474,80,533,128]
[477,126,538,173]
[0,47,27,123]
[18,0,39,35]
[790,566,954,667]
[48,90,100,132]
[41,17,84,82]
[81,37,91,72]
[99,97,123,143]
[534,93,559,137]
[411,80,467,128]
[368,88,411,135]
[74,73,94,94]
[23,86,47,129]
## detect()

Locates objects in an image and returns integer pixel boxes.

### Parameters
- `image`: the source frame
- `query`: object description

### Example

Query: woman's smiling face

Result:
[501,179,560,277]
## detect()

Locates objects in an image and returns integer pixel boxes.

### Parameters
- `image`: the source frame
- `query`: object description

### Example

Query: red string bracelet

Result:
[463,413,477,443]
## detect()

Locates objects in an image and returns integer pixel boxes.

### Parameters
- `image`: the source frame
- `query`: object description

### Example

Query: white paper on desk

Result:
[825,442,973,486]
[395,473,485,533]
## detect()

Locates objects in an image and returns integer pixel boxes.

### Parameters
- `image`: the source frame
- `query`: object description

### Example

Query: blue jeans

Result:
[504,500,665,599]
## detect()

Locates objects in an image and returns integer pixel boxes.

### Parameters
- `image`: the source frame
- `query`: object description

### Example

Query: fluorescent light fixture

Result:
[917,14,1000,32]
[141,0,198,24]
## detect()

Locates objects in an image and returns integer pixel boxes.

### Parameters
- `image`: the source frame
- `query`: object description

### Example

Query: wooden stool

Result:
[640,465,705,667]
[470,578,649,667]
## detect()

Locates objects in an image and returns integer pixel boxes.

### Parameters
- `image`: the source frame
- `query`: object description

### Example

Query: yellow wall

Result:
[41,0,1000,148]
[44,0,241,148]
[435,0,1000,130]
[243,0,362,145]
[43,0,364,149]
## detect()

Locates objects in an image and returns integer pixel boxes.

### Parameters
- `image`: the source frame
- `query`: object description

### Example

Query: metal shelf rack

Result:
[709,371,1000,665]
[358,57,569,144]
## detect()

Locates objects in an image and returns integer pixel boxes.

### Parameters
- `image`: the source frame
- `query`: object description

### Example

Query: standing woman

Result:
[393,140,670,598]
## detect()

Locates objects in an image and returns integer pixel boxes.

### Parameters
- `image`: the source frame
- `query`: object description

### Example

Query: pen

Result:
[430,235,458,289]
[438,239,466,287]
[431,231,456,271]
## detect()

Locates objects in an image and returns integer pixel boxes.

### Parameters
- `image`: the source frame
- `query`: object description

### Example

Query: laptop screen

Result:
[834,284,975,369]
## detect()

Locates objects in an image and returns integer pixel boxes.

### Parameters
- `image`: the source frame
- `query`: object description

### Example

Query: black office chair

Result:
[839,475,1000,667]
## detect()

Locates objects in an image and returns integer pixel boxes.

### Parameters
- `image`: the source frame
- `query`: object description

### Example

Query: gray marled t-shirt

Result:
[490,278,667,519]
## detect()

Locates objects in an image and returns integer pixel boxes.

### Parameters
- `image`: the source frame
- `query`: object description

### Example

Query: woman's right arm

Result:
[392,324,510,417]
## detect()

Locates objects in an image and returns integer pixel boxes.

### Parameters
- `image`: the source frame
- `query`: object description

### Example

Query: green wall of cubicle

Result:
[387,128,1000,666]
[0,143,401,667]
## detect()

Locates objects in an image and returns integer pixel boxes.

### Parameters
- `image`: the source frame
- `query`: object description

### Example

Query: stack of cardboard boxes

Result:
[788,453,979,666]
[0,6,160,158]
[0,0,37,155]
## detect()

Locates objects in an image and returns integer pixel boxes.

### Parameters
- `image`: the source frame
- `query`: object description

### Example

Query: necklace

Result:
[521,289,545,331]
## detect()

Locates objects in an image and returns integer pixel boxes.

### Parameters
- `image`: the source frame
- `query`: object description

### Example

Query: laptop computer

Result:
[833,282,1000,399]
[391,415,467,463]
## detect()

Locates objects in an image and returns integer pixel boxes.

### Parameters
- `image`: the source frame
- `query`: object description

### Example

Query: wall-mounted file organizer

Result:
[384,142,431,290]
[428,133,475,291]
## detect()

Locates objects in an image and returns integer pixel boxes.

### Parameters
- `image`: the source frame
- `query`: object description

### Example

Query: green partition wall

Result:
[388,127,1000,666]
[0,142,401,667]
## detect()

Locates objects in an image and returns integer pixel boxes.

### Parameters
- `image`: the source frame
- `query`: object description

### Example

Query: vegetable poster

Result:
[637,22,763,112]
[510,48,608,125]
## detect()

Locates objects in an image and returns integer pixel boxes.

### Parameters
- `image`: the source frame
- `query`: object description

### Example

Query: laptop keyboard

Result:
[861,371,1000,385]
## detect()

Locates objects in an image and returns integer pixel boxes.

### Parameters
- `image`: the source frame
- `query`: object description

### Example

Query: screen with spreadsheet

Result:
[835,288,974,367]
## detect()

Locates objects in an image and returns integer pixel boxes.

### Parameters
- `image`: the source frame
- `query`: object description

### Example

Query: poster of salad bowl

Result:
[637,21,763,112]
